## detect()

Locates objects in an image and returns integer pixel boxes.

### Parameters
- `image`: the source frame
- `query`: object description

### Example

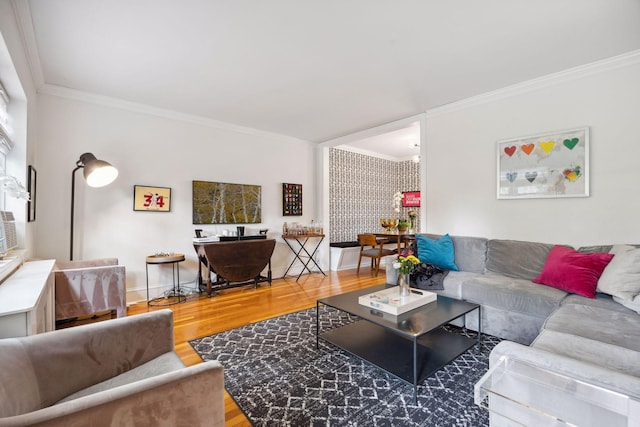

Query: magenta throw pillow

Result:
[533,245,614,298]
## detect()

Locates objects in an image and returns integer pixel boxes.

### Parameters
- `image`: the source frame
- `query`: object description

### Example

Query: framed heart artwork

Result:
[497,126,589,199]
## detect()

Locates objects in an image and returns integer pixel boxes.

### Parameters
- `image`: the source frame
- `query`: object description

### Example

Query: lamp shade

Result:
[78,153,118,187]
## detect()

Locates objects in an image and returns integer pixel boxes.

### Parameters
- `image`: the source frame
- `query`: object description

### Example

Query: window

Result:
[0,79,13,210]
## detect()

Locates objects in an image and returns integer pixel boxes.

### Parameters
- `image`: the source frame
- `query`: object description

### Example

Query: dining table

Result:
[372,231,416,254]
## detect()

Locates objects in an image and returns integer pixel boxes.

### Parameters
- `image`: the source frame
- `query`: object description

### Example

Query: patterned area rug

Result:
[190,306,500,426]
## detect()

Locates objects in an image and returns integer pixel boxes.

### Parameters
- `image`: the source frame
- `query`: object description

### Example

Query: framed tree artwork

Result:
[192,180,261,224]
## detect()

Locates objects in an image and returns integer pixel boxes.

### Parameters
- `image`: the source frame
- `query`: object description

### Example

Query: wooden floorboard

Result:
[126,268,386,426]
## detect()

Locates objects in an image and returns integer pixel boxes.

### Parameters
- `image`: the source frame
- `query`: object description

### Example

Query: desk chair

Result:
[357,234,396,276]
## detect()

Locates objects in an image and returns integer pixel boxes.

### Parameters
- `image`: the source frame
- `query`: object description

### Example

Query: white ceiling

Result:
[18,0,640,153]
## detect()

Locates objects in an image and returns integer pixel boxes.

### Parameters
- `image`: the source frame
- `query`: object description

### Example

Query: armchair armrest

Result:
[0,362,224,427]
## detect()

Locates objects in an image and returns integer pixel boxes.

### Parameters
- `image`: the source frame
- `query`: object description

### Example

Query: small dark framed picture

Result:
[27,165,36,222]
[133,185,171,212]
[282,183,302,216]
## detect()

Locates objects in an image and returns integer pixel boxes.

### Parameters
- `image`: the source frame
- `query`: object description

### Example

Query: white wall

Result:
[35,94,318,302]
[424,56,640,247]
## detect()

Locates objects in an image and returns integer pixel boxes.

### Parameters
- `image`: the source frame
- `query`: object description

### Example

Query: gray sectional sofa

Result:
[387,234,640,425]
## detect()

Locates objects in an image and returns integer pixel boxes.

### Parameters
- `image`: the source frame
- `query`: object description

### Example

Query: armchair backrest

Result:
[0,310,174,417]
[54,258,119,270]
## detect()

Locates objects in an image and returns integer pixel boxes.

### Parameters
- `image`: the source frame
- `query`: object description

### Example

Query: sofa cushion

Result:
[415,234,459,271]
[486,239,558,281]
[542,303,640,353]
[461,273,567,318]
[596,245,640,300]
[57,352,185,404]
[436,271,484,299]
[533,246,614,298]
[613,295,640,314]
[561,293,635,314]
[532,329,640,378]
[423,234,488,274]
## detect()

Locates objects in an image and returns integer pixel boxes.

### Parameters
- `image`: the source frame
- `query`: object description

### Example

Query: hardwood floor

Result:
[126,268,386,426]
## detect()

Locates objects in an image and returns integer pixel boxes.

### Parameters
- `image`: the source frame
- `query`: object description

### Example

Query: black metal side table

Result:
[282,234,326,281]
[146,253,186,306]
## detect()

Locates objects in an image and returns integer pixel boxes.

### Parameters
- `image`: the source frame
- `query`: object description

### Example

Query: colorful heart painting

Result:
[504,146,516,157]
[506,171,518,183]
[525,171,537,183]
[521,144,535,155]
[563,138,579,150]
[563,166,582,182]
[540,141,555,154]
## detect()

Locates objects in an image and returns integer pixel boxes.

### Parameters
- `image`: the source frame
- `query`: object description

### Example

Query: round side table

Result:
[146,253,186,306]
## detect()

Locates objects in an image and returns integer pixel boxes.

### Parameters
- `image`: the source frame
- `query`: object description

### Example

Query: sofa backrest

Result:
[423,234,488,274]
[486,239,562,281]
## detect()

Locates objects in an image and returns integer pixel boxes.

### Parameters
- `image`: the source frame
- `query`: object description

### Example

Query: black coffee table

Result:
[316,284,481,404]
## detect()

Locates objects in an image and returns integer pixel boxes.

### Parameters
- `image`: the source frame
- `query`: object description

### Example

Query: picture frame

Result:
[134,185,171,212]
[497,126,589,199]
[402,191,420,207]
[192,180,261,224]
[27,165,36,222]
[282,183,302,216]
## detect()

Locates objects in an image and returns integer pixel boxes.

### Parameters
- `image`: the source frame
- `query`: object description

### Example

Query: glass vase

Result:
[399,273,411,297]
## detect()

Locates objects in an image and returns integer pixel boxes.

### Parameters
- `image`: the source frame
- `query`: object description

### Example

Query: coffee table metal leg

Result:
[316,301,320,349]
[477,306,482,349]
[413,338,418,405]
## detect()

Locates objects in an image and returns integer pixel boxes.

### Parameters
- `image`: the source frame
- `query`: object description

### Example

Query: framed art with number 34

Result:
[134,185,171,211]
[497,126,589,199]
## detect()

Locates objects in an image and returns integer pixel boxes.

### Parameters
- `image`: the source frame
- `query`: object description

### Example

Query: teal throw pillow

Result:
[416,234,459,271]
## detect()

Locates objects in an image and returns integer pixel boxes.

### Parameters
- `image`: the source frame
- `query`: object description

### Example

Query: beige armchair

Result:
[0,310,224,426]
[54,258,126,321]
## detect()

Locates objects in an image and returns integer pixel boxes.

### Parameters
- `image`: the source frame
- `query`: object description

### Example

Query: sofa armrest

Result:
[2,310,175,409]
[0,361,224,427]
[490,341,640,400]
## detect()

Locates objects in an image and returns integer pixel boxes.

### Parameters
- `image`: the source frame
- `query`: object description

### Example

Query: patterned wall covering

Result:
[329,148,420,243]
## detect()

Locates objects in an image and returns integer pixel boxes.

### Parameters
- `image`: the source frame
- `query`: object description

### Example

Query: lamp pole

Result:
[70,164,82,261]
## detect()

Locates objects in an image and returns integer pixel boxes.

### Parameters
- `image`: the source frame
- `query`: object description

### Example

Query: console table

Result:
[282,233,326,281]
[194,237,275,296]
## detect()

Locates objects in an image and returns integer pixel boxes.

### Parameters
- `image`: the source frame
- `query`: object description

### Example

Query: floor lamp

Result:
[70,153,118,260]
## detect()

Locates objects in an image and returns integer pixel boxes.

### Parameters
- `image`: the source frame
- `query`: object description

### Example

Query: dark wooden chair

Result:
[356,234,396,276]
[197,239,276,296]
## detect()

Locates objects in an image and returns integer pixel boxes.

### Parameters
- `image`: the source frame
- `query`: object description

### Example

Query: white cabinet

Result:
[0,259,56,338]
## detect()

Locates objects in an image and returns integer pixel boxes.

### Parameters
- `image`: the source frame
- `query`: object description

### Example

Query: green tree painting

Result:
[193,181,262,224]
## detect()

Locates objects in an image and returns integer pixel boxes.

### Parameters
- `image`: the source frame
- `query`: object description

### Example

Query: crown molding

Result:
[319,114,425,147]
[11,0,44,89]
[38,84,311,145]
[332,145,415,162]
[426,49,640,118]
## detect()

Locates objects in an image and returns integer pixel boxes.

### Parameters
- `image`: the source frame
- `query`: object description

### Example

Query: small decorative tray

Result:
[358,286,437,315]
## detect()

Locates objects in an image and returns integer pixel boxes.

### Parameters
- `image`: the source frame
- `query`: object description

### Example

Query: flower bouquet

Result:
[393,248,420,296]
